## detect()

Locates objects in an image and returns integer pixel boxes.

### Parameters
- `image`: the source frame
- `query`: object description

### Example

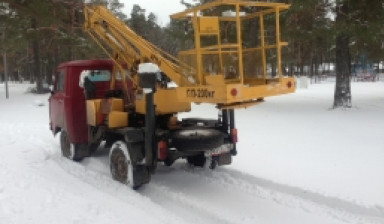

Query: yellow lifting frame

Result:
[171,0,294,108]
[276,8,282,78]
[172,0,290,85]
[235,3,244,85]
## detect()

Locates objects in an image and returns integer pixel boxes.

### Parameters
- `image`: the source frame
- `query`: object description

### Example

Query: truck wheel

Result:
[172,128,224,151]
[60,131,83,161]
[109,141,147,189]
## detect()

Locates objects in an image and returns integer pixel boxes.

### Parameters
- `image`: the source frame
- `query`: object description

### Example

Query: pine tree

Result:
[333,0,384,108]
[128,5,147,37]
[283,0,332,77]
[108,0,127,20]
[0,0,123,91]
[347,0,384,73]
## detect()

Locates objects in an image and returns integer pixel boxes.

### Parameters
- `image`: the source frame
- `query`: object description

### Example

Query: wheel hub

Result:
[111,150,130,183]
[61,132,71,158]
[116,157,128,178]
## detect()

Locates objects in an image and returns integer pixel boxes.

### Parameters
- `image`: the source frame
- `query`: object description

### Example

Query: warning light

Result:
[230,88,238,97]
[231,128,238,143]
[157,141,167,160]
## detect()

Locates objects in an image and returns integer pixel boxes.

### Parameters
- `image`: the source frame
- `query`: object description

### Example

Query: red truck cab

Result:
[49,59,131,146]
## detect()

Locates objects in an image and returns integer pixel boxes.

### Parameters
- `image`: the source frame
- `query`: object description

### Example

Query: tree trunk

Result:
[300,63,304,76]
[47,52,53,85]
[310,52,314,82]
[31,18,43,93]
[333,2,351,108]
[33,40,43,93]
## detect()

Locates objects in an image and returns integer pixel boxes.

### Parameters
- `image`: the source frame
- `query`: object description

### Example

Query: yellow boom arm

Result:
[83,5,194,87]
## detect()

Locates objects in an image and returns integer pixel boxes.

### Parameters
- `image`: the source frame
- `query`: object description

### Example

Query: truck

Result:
[49,0,295,189]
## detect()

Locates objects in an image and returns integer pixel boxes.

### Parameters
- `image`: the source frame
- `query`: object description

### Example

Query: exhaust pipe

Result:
[138,63,159,169]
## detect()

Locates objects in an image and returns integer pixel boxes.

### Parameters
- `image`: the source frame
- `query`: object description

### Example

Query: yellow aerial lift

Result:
[51,1,295,189]
[83,0,294,111]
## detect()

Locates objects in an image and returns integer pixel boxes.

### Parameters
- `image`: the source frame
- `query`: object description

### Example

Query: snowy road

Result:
[0,82,384,224]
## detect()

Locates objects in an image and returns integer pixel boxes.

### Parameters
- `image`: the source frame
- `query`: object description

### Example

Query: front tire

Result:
[60,130,83,161]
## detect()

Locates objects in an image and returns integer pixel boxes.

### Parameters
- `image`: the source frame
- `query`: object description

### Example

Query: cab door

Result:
[49,68,66,134]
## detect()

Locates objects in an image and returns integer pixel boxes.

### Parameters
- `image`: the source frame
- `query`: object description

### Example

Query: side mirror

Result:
[49,85,54,95]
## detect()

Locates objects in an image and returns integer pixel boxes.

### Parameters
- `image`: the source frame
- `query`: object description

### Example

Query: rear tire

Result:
[109,141,149,189]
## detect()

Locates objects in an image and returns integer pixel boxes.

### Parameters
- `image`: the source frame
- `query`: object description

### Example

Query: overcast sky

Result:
[121,0,189,26]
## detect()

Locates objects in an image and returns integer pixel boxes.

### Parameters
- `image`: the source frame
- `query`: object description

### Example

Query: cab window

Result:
[84,70,111,82]
[55,70,65,92]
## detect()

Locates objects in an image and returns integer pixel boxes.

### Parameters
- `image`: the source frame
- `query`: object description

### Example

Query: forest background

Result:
[0,0,383,108]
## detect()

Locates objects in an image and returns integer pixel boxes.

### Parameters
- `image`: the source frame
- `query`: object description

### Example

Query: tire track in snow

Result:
[52,149,241,224]
[0,124,21,147]
[143,183,236,224]
[49,154,189,224]
[49,148,384,224]
[141,163,347,224]
[179,165,384,224]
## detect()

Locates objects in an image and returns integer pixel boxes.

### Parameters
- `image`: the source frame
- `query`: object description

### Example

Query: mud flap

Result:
[217,152,232,166]
[75,144,91,159]
[133,164,151,188]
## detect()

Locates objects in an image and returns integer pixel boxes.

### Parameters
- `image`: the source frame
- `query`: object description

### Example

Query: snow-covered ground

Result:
[0,80,383,224]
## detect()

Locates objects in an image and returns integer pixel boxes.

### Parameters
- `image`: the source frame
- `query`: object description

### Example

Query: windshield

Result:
[79,69,111,88]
